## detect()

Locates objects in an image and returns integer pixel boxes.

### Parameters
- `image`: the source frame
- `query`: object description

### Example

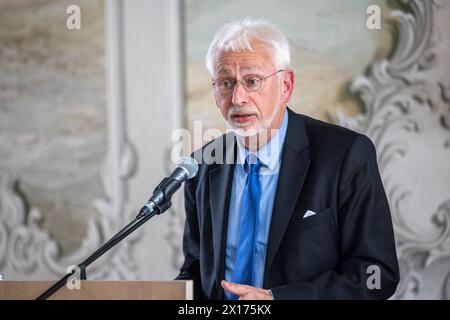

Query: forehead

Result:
[214,43,276,74]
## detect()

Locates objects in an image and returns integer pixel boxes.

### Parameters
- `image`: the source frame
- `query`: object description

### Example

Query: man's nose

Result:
[231,81,249,106]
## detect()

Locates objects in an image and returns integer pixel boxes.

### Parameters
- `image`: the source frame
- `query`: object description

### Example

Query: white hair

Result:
[205,18,290,76]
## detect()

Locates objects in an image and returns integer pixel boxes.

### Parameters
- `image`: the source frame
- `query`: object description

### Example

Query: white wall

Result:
[122,0,183,280]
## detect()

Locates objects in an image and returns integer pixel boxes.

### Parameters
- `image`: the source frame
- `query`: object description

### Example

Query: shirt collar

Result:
[236,109,289,173]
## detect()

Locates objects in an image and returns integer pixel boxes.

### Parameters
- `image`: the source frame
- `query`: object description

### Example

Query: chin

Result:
[234,128,259,137]
[230,124,262,137]
[226,117,269,137]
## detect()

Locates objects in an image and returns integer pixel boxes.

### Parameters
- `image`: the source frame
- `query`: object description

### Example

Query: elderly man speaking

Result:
[176,18,399,300]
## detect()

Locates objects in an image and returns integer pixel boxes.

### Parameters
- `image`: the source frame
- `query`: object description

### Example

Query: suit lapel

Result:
[209,133,236,298]
[264,109,310,286]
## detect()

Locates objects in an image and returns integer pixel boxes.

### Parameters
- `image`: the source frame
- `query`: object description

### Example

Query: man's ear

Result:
[212,78,219,108]
[213,87,221,108]
[281,69,295,104]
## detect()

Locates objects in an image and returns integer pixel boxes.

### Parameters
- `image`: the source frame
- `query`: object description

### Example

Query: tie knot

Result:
[244,154,261,173]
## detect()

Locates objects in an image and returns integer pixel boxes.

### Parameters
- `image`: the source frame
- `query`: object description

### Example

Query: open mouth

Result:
[230,114,257,124]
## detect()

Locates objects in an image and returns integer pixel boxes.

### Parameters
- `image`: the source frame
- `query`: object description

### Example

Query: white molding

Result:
[165,0,184,132]
[0,0,139,281]
[163,0,188,272]
[339,0,450,299]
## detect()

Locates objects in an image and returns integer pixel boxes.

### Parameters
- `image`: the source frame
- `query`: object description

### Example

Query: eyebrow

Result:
[215,65,264,76]
[215,67,233,75]
[241,65,263,72]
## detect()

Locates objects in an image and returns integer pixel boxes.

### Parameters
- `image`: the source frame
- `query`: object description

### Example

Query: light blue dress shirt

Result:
[225,111,288,298]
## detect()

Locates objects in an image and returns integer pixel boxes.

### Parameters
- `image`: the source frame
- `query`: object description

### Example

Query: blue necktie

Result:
[232,154,261,295]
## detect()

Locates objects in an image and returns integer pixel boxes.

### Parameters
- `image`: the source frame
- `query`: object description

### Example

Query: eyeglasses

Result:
[212,69,284,95]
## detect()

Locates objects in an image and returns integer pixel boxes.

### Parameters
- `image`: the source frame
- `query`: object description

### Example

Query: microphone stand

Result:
[36,197,172,300]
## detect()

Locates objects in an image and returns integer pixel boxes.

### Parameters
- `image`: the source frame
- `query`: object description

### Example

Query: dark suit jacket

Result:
[176,108,400,299]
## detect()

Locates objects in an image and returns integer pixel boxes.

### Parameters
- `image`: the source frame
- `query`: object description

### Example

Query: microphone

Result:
[37,156,198,300]
[137,156,198,218]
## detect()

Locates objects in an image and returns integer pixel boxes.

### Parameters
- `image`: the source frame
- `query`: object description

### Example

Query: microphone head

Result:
[176,156,199,179]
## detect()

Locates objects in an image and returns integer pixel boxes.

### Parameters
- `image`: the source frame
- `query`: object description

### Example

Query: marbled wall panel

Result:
[0,0,106,255]
[183,0,394,145]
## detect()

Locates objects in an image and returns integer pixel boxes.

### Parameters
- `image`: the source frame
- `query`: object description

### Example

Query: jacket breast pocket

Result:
[296,207,332,231]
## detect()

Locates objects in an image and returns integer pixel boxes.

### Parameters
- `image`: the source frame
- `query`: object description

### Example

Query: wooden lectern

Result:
[0,280,193,300]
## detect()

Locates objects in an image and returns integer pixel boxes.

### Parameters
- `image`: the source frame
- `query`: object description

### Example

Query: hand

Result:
[221,280,273,300]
